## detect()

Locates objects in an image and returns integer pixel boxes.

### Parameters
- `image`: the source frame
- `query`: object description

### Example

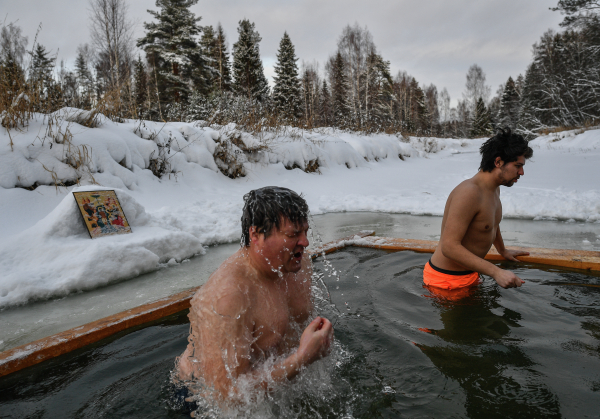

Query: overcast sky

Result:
[3,0,565,106]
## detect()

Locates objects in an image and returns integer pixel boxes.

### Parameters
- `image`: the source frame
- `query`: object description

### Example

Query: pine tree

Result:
[29,44,54,86]
[201,23,232,95]
[330,51,349,127]
[361,52,393,130]
[75,50,93,109]
[320,79,332,126]
[25,44,56,111]
[552,0,600,28]
[406,78,428,134]
[232,19,269,101]
[517,63,543,135]
[0,50,25,103]
[497,76,521,129]
[272,32,301,118]
[214,23,232,93]
[137,0,210,103]
[200,25,218,93]
[470,97,493,137]
[133,56,148,114]
[515,74,525,96]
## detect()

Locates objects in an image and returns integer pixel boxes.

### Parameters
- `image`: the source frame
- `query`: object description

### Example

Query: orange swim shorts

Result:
[423,260,480,290]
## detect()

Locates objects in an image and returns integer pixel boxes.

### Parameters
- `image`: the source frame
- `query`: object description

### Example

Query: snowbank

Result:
[0,110,411,190]
[0,186,205,307]
[1,112,599,307]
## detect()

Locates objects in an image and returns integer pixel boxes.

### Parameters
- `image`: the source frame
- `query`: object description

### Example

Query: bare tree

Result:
[337,23,376,127]
[438,87,451,124]
[88,0,134,91]
[456,99,471,137]
[424,83,439,133]
[0,22,28,66]
[463,64,491,113]
[552,0,600,28]
[300,60,321,125]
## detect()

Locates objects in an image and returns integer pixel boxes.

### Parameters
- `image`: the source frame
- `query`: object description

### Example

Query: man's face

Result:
[498,155,526,187]
[259,218,310,274]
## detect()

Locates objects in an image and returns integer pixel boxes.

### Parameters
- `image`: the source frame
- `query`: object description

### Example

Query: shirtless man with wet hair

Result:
[425,129,534,290]
[176,186,333,403]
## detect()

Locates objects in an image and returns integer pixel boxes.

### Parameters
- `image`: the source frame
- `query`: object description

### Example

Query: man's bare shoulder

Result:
[190,250,255,318]
[448,177,484,202]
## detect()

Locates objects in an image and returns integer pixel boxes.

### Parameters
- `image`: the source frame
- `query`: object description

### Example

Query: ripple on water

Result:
[1,248,600,418]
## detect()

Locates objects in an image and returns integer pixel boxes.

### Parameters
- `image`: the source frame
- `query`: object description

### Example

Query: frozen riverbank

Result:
[1,113,599,308]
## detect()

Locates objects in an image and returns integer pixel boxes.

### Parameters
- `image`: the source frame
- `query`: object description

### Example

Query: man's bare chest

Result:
[251,283,309,354]
[471,198,502,235]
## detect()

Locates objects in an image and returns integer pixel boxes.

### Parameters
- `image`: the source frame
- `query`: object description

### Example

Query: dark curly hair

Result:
[240,186,309,247]
[479,128,533,172]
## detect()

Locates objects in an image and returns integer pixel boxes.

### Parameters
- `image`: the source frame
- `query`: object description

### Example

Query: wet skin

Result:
[430,155,530,289]
[176,219,334,400]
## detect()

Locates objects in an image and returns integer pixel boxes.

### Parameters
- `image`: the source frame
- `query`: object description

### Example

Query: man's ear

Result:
[494,156,504,168]
[249,226,261,244]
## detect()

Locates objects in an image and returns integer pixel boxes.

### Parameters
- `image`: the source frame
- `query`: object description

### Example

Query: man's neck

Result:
[473,170,502,191]
[243,246,283,282]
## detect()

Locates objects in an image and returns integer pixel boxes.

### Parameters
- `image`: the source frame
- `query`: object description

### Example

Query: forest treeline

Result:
[1,0,599,138]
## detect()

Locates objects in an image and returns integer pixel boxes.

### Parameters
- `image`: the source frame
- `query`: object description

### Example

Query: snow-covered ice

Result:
[1,111,599,308]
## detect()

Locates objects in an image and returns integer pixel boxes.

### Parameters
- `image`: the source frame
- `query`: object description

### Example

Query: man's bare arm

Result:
[439,187,524,288]
[493,228,530,262]
[264,317,333,386]
[193,291,332,401]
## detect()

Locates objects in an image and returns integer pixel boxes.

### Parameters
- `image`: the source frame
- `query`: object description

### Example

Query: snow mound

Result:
[529,127,600,152]
[0,186,205,307]
[0,112,416,189]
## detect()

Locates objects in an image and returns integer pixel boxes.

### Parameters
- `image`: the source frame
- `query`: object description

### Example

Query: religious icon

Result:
[73,190,132,239]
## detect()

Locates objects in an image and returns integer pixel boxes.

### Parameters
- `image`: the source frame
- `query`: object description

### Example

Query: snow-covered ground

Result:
[1,110,599,309]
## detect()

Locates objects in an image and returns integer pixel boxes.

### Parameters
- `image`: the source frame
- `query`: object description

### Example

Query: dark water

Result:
[1,248,600,418]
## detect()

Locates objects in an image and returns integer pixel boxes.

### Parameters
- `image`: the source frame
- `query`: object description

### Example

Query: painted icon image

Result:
[73,190,132,239]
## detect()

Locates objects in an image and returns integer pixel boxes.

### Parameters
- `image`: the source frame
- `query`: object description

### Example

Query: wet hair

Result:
[241,186,309,247]
[479,128,533,172]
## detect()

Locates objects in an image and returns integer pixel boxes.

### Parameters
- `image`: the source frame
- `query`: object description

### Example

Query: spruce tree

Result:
[320,79,332,126]
[214,23,232,93]
[75,50,94,109]
[515,74,524,96]
[29,44,54,86]
[201,24,233,95]
[133,56,148,114]
[406,78,428,134]
[200,25,217,93]
[232,19,269,101]
[272,32,301,118]
[497,76,521,129]
[137,0,210,103]
[312,80,321,125]
[26,44,56,111]
[330,51,349,127]
[470,97,493,137]
[517,63,543,135]
[363,52,394,129]
[414,83,429,134]
[0,50,25,104]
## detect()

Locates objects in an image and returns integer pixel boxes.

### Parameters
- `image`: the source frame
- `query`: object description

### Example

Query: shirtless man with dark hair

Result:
[425,129,534,290]
[176,186,333,405]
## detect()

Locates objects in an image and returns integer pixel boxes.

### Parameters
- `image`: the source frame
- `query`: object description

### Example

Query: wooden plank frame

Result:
[1,231,599,378]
